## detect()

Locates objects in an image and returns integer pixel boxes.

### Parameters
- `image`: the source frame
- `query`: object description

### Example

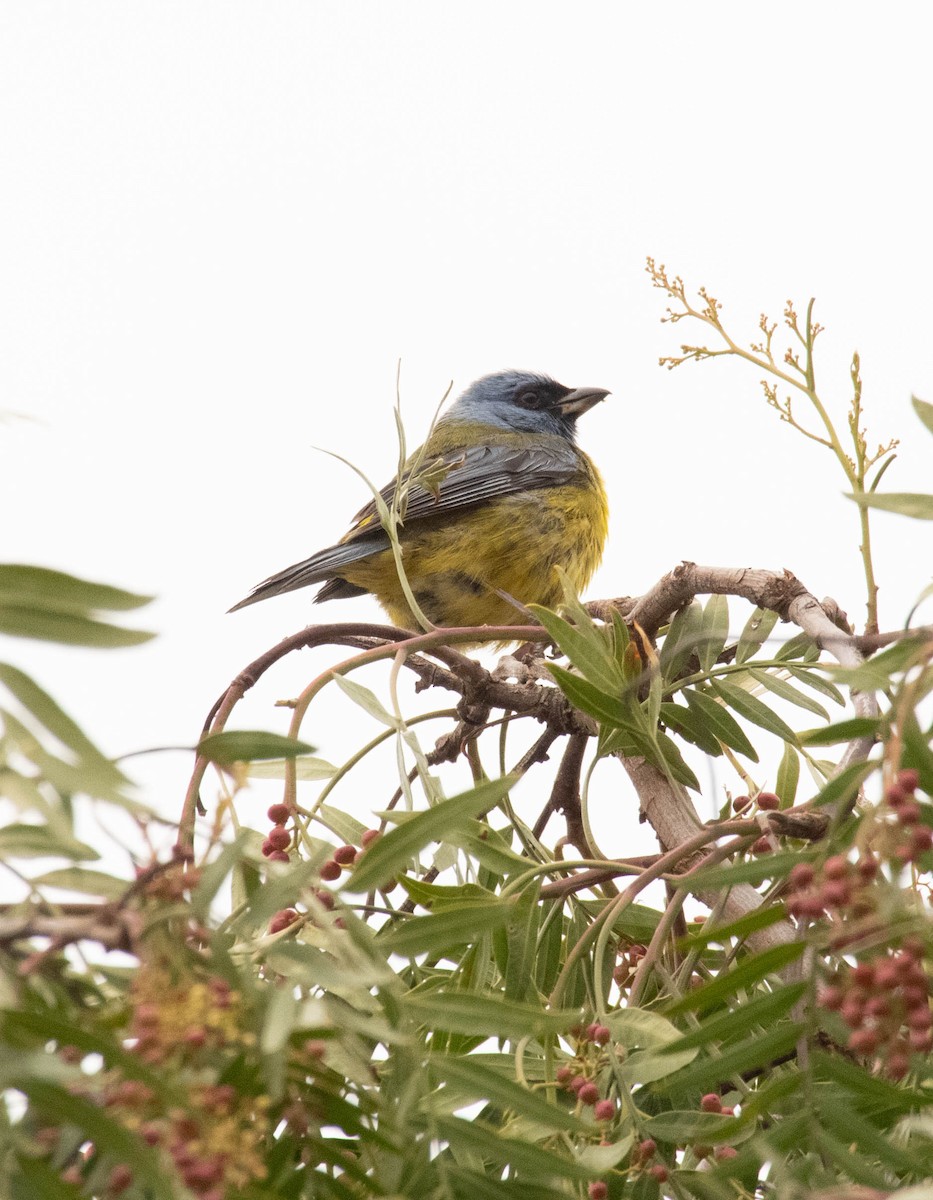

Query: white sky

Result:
[2,4,931,864]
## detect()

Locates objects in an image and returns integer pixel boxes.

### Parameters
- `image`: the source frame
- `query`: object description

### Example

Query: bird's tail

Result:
[228,531,387,612]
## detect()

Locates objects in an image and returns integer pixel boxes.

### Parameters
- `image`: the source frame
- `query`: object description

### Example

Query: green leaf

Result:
[665,942,805,1016]
[0,663,127,784]
[684,687,758,760]
[448,823,529,875]
[698,594,729,672]
[785,663,844,705]
[654,729,701,791]
[247,755,336,780]
[660,701,723,756]
[849,492,933,519]
[430,1055,585,1132]
[0,823,99,861]
[818,1096,920,1175]
[196,730,317,764]
[810,758,876,808]
[659,600,704,681]
[546,663,637,729]
[678,850,807,891]
[913,394,933,436]
[798,716,881,746]
[0,564,153,611]
[398,877,495,910]
[29,867,127,900]
[775,742,800,805]
[608,1006,699,1083]
[679,902,790,950]
[736,607,779,664]
[316,803,368,848]
[330,672,398,725]
[347,777,514,893]
[433,1114,593,1182]
[407,991,581,1040]
[644,1110,744,1144]
[656,1022,803,1094]
[445,1166,569,1200]
[660,982,806,1052]
[528,605,623,694]
[11,1155,85,1200]
[748,668,829,720]
[0,604,155,646]
[380,900,514,957]
[576,1135,635,1171]
[504,878,541,1002]
[710,679,798,744]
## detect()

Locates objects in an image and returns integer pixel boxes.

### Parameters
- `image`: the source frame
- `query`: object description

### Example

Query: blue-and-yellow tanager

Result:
[230,371,609,631]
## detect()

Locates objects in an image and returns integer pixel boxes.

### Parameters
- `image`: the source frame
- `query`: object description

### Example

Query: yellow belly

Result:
[341,465,608,630]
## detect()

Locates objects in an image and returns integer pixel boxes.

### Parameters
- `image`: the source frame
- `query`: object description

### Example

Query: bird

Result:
[229,370,610,633]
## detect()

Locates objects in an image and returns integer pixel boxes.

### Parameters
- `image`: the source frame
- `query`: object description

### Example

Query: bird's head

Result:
[442,370,609,441]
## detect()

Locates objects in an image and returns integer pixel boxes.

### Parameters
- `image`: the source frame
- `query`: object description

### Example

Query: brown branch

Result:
[535,732,590,852]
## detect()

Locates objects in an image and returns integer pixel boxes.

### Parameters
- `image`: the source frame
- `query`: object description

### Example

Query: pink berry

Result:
[700,1093,722,1113]
[757,791,780,810]
[789,863,815,890]
[578,1082,600,1106]
[823,855,849,880]
[266,825,290,850]
[898,768,920,792]
[267,803,290,825]
[594,1099,616,1121]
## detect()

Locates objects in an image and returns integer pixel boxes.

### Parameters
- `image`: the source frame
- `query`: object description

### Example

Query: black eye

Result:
[516,390,541,409]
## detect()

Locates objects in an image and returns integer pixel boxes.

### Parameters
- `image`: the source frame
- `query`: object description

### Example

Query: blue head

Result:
[441,370,609,442]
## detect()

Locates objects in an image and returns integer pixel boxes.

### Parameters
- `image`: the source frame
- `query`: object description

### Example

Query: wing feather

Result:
[347,443,581,535]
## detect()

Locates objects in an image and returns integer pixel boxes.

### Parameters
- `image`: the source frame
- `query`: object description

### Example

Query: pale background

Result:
[2,3,931,867]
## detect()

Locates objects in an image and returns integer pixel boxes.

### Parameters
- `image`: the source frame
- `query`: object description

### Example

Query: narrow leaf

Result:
[528,605,623,694]
[698,594,730,673]
[850,492,933,519]
[430,1055,585,1132]
[736,607,779,664]
[660,701,723,756]
[0,604,155,647]
[665,942,805,1016]
[197,730,316,764]
[775,742,800,805]
[684,687,758,760]
[347,777,514,893]
[913,394,933,436]
[330,672,398,725]
[798,717,881,746]
[547,663,637,729]
[406,991,580,1040]
[710,678,798,744]
[749,668,829,720]
[381,900,514,957]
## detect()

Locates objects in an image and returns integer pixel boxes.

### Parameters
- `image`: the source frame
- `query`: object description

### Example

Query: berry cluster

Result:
[261,802,293,862]
[49,964,271,1197]
[819,935,931,1078]
[732,790,780,814]
[881,768,932,864]
[612,941,646,989]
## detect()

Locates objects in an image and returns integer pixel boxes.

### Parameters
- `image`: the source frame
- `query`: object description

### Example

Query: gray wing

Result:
[350,442,583,528]
[229,442,582,611]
